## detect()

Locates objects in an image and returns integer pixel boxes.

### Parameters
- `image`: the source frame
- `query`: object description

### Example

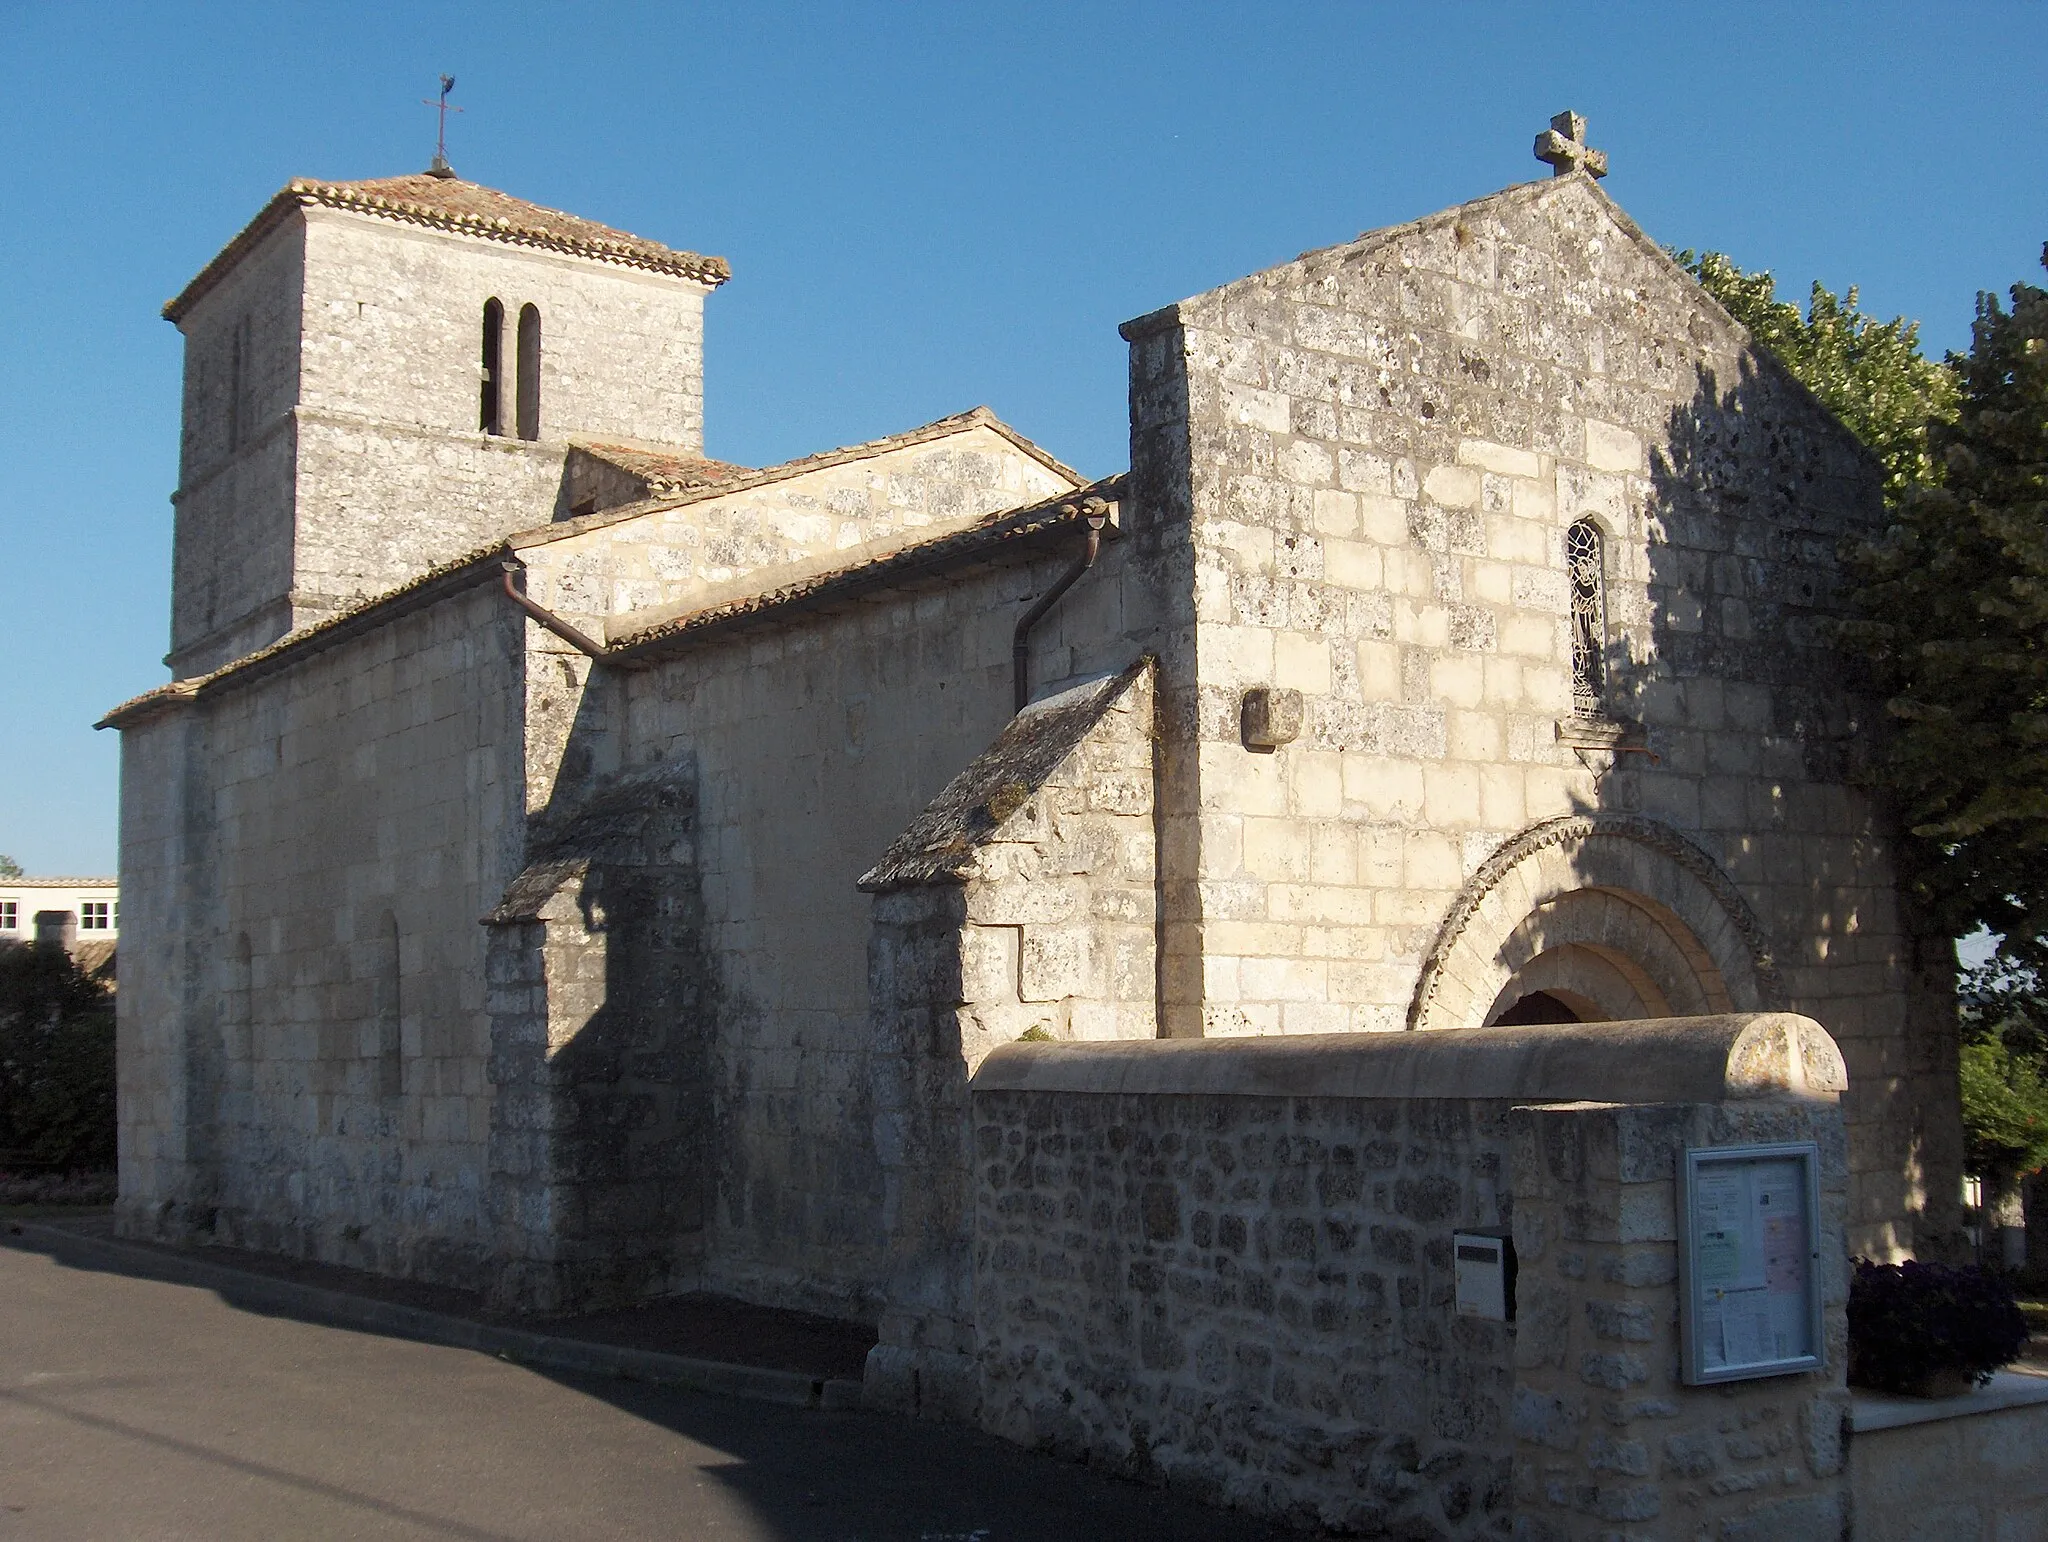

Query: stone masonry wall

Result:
[170,215,306,672]
[1509,1098,1850,1541]
[865,665,1160,1414]
[967,1038,1851,1538]
[973,1087,1518,1535]
[287,207,715,637]
[116,580,527,1288]
[1125,172,1958,1256]
[167,202,717,674]
[1847,1394,2048,1542]
[600,537,1157,1319]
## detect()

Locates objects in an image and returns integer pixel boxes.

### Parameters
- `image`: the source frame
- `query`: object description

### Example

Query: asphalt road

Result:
[0,1236,1285,1541]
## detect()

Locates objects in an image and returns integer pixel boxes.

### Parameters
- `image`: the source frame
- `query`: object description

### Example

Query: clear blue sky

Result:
[2,1,2042,875]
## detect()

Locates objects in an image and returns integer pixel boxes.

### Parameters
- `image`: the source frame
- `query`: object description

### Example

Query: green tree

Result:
[0,941,116,1171]
[1847,251,2048,973]
[1960,956,2048,1232]
[0,856,20,880]
[1679,250,1959,501]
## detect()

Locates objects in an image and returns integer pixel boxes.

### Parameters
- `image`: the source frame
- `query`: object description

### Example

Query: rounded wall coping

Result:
[971,1014,1846,1105]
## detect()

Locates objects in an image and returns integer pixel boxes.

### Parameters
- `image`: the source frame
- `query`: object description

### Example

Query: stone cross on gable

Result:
[1534,111,1608,179]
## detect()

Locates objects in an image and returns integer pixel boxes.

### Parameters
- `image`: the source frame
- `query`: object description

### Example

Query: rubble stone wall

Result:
[965,1021,1851,1538]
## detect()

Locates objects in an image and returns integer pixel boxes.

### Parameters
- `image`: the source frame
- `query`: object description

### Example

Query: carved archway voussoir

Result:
[1407,813,1783,1032]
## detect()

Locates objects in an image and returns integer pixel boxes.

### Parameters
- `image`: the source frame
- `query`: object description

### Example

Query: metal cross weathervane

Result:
[1534,111,1607,179]
[424,75,463,178]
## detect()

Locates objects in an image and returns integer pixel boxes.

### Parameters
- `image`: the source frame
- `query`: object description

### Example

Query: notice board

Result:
[1677,1142,1824,1384]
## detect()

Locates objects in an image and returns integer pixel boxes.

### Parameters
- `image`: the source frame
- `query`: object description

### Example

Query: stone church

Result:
[105,119,1962,1355]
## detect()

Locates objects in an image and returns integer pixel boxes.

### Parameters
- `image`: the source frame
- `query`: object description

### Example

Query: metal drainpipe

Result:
[1012,499,1109,714]
[499,561,608,658]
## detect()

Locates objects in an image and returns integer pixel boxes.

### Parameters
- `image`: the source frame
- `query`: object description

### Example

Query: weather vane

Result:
[424,74,462,178]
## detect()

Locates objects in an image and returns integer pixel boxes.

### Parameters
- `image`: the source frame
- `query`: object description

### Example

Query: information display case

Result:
[1677,1142,1824,1384]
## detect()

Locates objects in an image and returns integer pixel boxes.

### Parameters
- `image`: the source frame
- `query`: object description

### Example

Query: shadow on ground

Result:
[4,1223,1294,1542]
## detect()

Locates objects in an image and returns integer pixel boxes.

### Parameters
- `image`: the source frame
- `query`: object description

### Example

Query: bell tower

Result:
[164,172,729,677]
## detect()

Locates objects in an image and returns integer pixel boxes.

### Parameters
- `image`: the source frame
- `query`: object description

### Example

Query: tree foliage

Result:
[1685,246,2047,975]
[0,942,116,1172]
[1960,955,2048,1180]
[1679,250,1959,501]
[1849,252,2048,971]
[0,856,20,880]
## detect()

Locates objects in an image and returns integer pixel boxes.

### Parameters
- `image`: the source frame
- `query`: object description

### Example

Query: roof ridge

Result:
[98,472,1128,730]
[166,174,730,324]
[515,406,1085,549]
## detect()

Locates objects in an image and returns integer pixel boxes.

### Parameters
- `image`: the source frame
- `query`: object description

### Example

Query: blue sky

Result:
[2,1,2043,875]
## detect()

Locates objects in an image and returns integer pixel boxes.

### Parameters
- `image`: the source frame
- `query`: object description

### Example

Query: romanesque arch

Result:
[1406,814,1782,1032]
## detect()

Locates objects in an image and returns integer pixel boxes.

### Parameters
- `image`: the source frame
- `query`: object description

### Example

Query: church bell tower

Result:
[163,170,729,677]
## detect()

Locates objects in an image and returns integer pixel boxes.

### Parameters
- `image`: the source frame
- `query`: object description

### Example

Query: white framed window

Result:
[80,901,111,931]
[0,900,16,931]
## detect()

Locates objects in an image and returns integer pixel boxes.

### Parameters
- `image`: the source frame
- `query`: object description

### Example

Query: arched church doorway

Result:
[1491,989,1585,1026]
[1408,814,1781,1033]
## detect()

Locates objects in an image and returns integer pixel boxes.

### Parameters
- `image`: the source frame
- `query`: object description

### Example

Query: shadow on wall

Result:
[486,664,723,1311]
[1629,354,1961,1255]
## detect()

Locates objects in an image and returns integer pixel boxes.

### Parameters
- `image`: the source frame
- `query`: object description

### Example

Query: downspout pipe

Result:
[1012,499,1110,714]
[500,560,608,659]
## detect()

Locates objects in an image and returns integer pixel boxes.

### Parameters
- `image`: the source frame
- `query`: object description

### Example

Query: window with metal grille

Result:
[1567,518,1607,717]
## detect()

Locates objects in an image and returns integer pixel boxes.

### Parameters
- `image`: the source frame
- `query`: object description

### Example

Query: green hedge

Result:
[0,943,116,1172]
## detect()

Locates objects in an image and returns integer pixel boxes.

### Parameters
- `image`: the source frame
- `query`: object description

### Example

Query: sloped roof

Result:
[166,172,731,323]
[606,475,1122,661]
[858,659,1150,892]
[96,429,1119,730]
[571,443,752,498]
[528,406,1086,549]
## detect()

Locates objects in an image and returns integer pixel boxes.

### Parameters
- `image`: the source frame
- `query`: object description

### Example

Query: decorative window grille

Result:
[80,901,111,931]
[1567,518,1607,718]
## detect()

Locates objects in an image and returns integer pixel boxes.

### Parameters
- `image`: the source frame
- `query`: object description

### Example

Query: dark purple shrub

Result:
[1848,1258,2029,1393]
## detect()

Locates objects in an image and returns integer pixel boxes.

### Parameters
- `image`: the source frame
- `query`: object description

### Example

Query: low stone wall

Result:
[960,1016,1854,1538]
[1847,1373,2048,1541]
[974,1085,1516,1534]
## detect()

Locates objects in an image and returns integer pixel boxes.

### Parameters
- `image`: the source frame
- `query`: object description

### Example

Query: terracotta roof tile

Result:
[571,443,752,497]
[167,173,730,322]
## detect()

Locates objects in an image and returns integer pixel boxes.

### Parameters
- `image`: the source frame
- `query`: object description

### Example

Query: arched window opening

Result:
[1567,518,1607,718]
[480,298,505,434]
[515,304,542,441]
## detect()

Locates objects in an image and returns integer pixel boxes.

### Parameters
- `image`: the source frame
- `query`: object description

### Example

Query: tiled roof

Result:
[606,475,1125,663]
[527,407,1086,549]
[97,416,1109,728]
[166,173,731,322]
[858,660,1149,892]
[571,443,752,497]
[2,877,118,888]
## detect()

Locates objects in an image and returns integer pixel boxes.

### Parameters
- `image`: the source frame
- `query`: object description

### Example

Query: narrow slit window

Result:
[376,911,403,1100]
[515,303,541,441]
[480,298,505,434]
[1567,518,1608,718]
